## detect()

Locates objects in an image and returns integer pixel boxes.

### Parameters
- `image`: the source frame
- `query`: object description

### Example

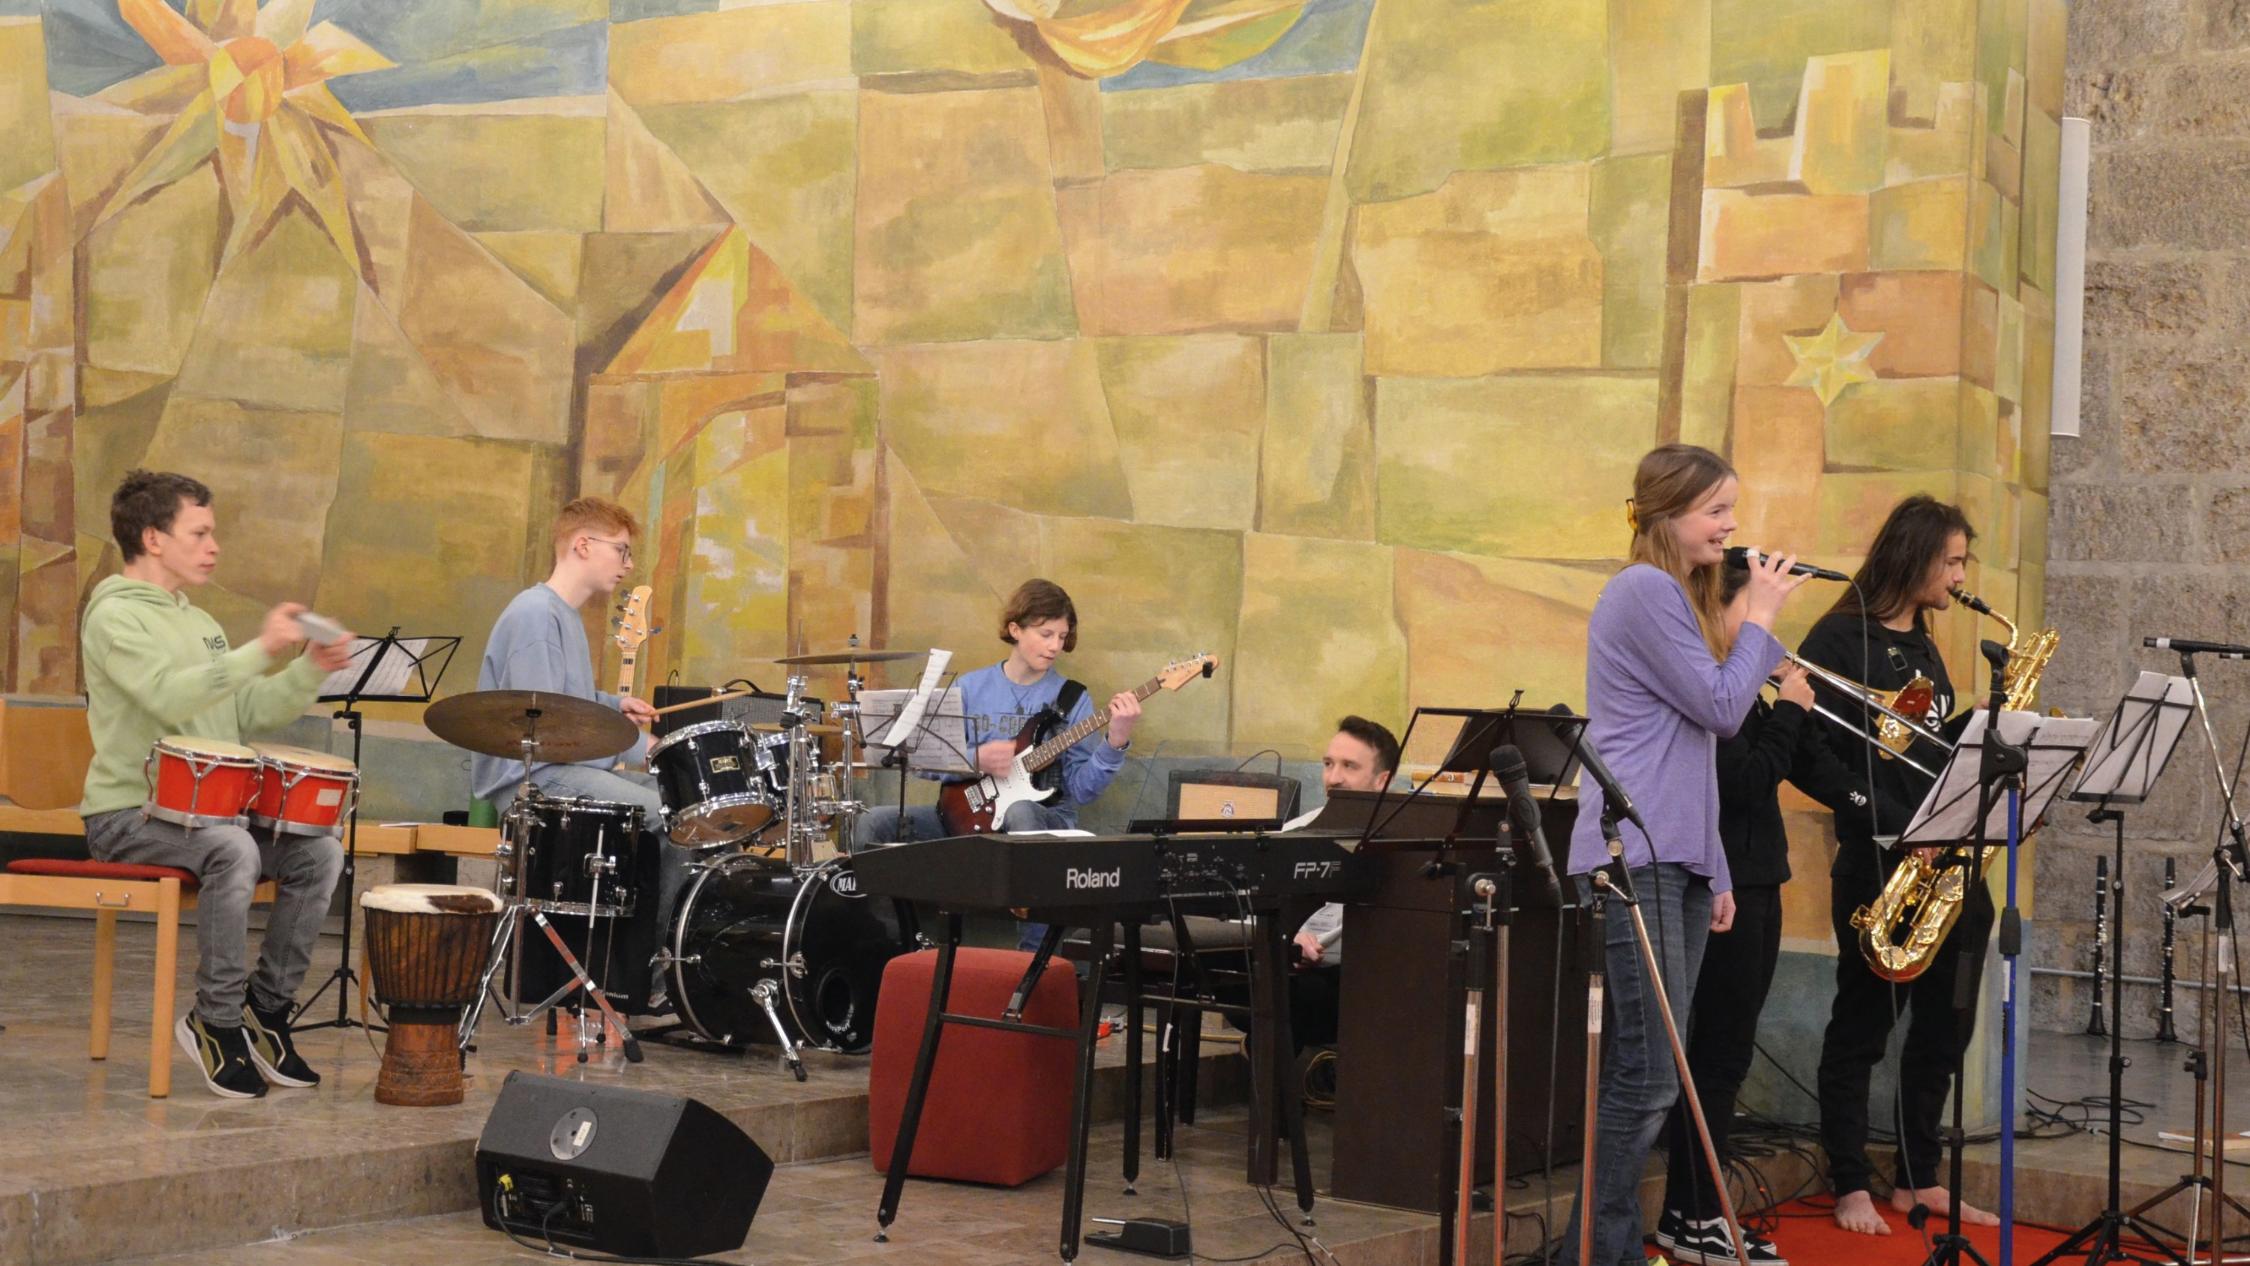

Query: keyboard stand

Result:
[875,903,1314,1262]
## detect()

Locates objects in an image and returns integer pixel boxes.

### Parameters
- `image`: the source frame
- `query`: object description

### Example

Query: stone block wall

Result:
[2032,0,2250,1037]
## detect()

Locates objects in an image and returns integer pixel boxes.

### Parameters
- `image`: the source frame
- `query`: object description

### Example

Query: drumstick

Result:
[645,687,761,719]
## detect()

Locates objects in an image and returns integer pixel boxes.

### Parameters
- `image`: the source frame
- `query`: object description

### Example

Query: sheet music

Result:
[879,649,953,747]
[1898,709,2100,845]
[2072,670,2195,802]
[319,636,434,699]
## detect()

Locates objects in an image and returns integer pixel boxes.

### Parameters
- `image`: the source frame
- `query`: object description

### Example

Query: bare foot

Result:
[1834,1189,1891,1235]
[1890,1185,2001,1227]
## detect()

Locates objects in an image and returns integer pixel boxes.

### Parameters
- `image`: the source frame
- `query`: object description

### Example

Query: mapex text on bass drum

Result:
[667,856,909,1053]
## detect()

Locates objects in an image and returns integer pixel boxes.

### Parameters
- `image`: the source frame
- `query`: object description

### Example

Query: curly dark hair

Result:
[112,470,212,561]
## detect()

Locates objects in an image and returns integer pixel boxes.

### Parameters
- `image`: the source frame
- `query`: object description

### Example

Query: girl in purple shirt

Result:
[1556,444,1807,1266]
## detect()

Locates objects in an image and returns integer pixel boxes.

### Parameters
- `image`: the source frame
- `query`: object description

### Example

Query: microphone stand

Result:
[2127,649,2250,1259]
[1576,807,1750,1266]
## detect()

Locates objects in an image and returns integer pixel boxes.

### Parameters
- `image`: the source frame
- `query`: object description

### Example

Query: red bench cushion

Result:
[869,948,1078,1187]
[5,858,201,888]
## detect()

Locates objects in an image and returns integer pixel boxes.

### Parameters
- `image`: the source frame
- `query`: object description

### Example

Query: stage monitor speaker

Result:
[476,1071,773,1258]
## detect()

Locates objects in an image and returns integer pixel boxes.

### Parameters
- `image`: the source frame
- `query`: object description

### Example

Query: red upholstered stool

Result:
[869,948,1079,1186]
[0,857,275,1097]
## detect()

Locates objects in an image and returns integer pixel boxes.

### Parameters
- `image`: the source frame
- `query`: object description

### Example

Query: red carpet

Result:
[1653,1199,2091,1264]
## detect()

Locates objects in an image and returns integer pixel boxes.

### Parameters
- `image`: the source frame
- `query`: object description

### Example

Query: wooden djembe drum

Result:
[361,884,504,1106]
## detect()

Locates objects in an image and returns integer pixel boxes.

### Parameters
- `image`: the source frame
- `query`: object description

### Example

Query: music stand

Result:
[2035,672,2194,1266]
[1897,707,2096,1266]
[294,630,461,1033]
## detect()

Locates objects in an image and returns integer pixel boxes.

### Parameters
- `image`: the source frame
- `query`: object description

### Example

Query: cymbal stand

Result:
[1577,820,1750,1266]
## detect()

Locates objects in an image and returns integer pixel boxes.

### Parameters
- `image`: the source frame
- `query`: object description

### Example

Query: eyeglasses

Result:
[586,536,635,567]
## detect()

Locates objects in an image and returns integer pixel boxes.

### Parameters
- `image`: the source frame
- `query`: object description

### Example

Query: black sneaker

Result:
[242,1001,320,1088]
[1654,1208,1790,1265]
[175,1013,267,1099]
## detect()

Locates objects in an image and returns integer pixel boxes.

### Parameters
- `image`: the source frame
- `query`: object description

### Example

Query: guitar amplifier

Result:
[651,684,807,738]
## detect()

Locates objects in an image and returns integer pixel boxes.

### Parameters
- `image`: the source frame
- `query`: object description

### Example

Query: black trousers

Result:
[1664,884,1782,1221]
[1816,864,1994,1197]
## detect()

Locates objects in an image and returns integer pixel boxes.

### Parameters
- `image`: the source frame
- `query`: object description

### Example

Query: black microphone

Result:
[1571,735,1647,835]
[1490,744,1563,907]
[1722,546,1851,582]
[2145,636,2250,659]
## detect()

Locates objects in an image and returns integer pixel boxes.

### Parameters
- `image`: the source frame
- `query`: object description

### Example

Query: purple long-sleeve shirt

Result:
[1565,564,1785,893]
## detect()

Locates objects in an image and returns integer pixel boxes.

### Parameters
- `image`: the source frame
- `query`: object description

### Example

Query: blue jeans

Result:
[852,798,1075,949]
[1555,863,1713,1265]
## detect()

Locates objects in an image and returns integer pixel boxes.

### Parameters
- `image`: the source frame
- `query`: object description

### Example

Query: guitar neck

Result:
[1020,675,1160,774]
[618,649,639,701]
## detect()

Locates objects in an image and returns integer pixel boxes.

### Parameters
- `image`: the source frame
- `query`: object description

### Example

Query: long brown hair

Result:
[1626,444,1736,661]
[1825,494,1976,630]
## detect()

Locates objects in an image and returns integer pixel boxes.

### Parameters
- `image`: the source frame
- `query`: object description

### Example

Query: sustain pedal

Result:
[1086,1216,1191,1258]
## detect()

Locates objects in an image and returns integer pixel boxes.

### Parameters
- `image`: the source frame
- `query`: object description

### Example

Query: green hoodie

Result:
[79,575,325,817]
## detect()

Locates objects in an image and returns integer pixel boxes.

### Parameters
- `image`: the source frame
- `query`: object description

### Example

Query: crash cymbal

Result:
[424,690,639,763]
[750,722,847,737]
[770,648,923,666]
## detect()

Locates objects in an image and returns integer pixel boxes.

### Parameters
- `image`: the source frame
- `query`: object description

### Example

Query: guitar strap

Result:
[1029,680,1089,792]
[1053,678,1088,723]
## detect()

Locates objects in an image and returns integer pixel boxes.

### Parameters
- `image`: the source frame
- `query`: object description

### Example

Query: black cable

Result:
[1231,748,1282,774]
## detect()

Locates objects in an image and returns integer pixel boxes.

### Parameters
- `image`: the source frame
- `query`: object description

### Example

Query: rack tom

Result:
[143,736,262,828]
[361,884,504,1106]
[649,720,774,846]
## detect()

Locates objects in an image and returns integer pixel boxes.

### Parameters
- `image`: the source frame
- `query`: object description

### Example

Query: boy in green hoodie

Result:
[79,470,357,1099]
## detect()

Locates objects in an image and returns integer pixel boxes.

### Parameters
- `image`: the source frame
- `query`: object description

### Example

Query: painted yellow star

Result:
[1784,313,1884,407]
[93,0,393,284]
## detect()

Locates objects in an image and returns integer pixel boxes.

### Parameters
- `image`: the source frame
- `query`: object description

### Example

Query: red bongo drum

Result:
[143,736,262,828]
[249,743,360,835]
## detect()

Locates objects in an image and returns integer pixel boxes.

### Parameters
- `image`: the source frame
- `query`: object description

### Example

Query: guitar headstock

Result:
[1156,652,1219,691]
[614,585,655,654]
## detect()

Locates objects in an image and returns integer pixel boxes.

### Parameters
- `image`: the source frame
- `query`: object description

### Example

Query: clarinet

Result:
[2088,855,2109,1037]
[2159,856,2181,1044]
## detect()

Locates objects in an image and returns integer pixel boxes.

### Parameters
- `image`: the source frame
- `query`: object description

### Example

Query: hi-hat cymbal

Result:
[425,690,639,763]
[770,648,923,666]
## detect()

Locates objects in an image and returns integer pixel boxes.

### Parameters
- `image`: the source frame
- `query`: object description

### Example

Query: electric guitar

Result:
[936,653,1218,836]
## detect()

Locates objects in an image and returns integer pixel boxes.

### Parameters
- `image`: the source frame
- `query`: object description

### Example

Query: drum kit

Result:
[423,647,923,1081]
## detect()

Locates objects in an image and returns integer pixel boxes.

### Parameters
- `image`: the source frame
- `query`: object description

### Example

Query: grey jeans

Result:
[1554,863,1713,1265]
[84,809,344,1028]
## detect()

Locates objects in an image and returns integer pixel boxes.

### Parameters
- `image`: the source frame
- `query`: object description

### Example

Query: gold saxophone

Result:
[1848,590,2059,982]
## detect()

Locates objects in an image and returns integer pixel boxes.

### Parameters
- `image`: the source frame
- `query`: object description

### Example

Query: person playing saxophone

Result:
[1801,495,1997,1236]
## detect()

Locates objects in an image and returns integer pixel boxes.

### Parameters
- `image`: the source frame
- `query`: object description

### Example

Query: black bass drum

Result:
[668,855,909,1052]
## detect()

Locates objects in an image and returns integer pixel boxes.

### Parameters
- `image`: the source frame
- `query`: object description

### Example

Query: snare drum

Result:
[143,736,262,828]
[249,744,360,835]
[504,795,641,916]
[361,884,504,1106]
[649,720,775,846]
